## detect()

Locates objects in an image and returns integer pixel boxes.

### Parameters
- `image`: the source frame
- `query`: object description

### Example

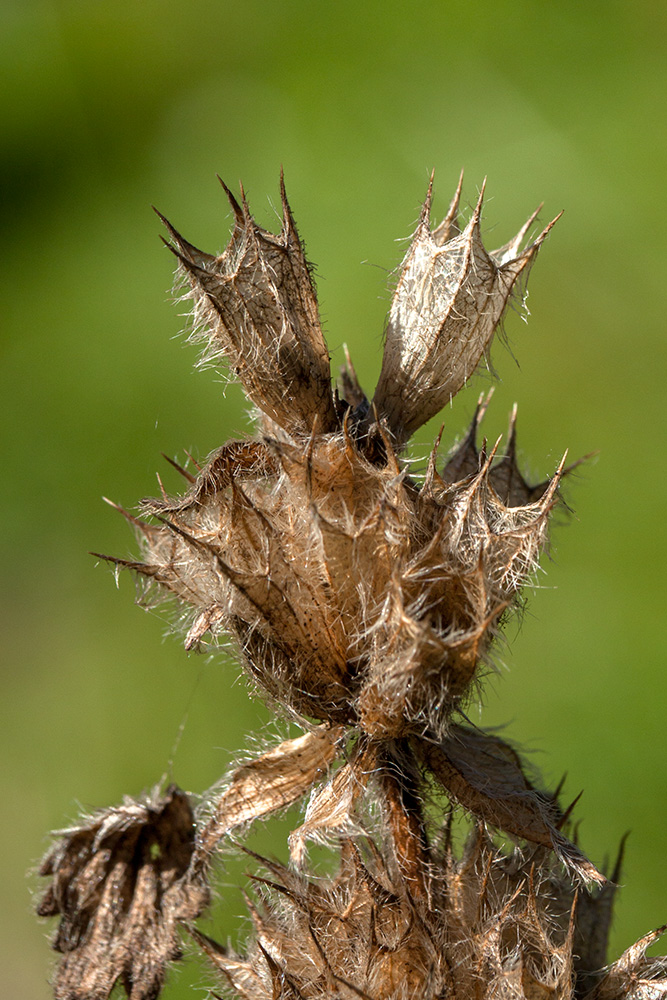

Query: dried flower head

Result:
[192,808,665,1000]
[38,172,667,1000]
[88,172,607,882]
[97,173,561,746]
[194,828,618,1000]
[37,785,208,1000]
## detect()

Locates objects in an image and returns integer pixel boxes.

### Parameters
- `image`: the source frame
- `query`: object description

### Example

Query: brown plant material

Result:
[94,175,564,743]
[589,927,667,1000]
[416,725,605,884]
[155,175,339,436]
[193,827,666,1000]
[372,173,560,448]
[287,738,374,867]
[38,173,667,1000]
[195,725,344,867]
[37,785,208,1000]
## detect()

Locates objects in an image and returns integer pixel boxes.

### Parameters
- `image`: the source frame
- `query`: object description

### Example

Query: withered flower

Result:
[37,786,208,1000]
[98,174,561,740]
[38,173,667,1000]
[192,816,665,1000]
[93,172,596,874]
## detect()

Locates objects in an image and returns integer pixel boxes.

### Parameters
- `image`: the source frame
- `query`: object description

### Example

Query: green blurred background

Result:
[2,1,666,996]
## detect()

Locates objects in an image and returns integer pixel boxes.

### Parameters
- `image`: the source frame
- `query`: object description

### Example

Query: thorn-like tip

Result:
[534,210,564,246]
[151,205,169,226]
[468,179,486,230]
[420,171,435,227]
[217,175,244,223]
[279,166,295,231]
[162,452,196,483]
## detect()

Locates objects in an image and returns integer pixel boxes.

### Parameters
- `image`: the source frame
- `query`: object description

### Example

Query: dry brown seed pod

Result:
[92,176,572,747]
[372,175,561,448]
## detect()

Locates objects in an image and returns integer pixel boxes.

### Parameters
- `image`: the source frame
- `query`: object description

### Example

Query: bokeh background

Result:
[2,1,666,996]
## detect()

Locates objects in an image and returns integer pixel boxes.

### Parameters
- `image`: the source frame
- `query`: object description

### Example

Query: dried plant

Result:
[37,172,667,1000]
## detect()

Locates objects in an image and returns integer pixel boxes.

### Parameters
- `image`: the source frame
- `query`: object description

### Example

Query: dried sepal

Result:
[431,167,464,245]
[190,928,270,1000]
[438,388,494,486]
[564,836,627,993]
[143,441,278,516]
[372,175,560,447]
[288,740,373,866]
[194,726,343,866]
[200,840,438,999]
[36,785,208,1000]
[375,740,431,903]
[357,444,564,738]
[417,724,604,884]
[589,927,667,1000]
[159,173,338,436]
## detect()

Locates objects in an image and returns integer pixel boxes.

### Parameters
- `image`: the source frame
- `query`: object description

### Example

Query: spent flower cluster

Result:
[37,172,667,1000]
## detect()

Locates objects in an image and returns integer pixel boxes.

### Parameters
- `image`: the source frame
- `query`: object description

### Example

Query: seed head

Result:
[99,174,562,744]
[37,173,667,1000]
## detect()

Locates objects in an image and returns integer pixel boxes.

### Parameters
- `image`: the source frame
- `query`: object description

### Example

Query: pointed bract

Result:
[372,177,559,447]
[160,178,338,436]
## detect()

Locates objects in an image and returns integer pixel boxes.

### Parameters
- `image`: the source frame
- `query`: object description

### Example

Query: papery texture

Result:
[372,175,560,447]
